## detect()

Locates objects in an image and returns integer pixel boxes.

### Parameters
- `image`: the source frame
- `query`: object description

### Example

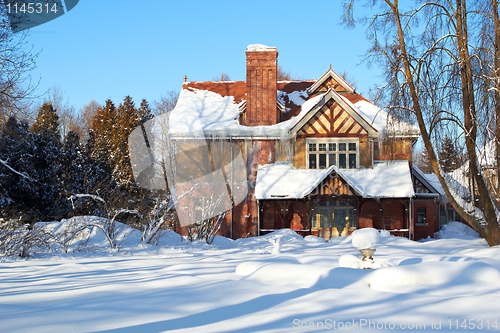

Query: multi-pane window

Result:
[307,139,359,169]
[417,207,427,224]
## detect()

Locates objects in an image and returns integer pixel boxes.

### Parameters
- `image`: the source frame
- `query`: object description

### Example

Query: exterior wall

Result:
[275,139,293,162]
[293,138,306,168]
[231,140,275,239]
[377,138,413,161]
[359,138,372,168]
[413,199,440,240]
[359,199,410,237]
[383,200,406,230]
[246,49,278,126]
[359,200,383,229]
[260,200,309,234]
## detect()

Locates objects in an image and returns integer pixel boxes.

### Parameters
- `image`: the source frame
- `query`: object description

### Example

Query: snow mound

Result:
[236,229,304,250]
[235,257,301,276]
[436,221,481,240]
[367,261,500,292]
[211,236,235,249]
[304,235,326,243]
[237,262,332,288]
[339,254,363,269]
[352,228,379,250]
[237,260,371,289]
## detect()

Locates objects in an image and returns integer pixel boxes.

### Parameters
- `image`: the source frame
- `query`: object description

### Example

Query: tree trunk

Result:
[390,0,500,246]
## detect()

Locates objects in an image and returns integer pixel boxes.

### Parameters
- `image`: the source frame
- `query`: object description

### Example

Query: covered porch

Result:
[255,161,418,240]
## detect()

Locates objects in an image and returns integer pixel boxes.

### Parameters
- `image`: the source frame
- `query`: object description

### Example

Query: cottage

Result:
[140,44,442,241]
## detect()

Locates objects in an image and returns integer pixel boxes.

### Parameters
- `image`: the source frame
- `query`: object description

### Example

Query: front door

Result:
[311,200,356,240]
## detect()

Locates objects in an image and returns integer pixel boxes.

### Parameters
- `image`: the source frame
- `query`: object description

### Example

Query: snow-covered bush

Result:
[0,219,54,257]
[140,195,177,245]
[187,211,227,245]
[69,194,139,249]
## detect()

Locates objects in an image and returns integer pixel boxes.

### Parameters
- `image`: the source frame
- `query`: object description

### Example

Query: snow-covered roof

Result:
[255,161,415,200]
[169,80,419,139]
[255,163,335,200]
[341,161,415,198]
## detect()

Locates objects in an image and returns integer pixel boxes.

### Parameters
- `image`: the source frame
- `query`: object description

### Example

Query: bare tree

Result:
[153,91,179,116]
[42,86,77,139]
[0,6,39,128]
[212,72,231,82]
[343,0,500,245]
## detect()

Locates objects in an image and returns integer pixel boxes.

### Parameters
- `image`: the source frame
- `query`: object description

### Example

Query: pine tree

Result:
[61,130,117,217]
[30,103,63,220]
[90,99,117,168]
[31,102,60,138]
[0,116,38,219]
[112,96,152,188]
[439,135,461,173]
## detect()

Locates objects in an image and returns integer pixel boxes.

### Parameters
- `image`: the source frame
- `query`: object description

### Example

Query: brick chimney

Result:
[245,44,278,126]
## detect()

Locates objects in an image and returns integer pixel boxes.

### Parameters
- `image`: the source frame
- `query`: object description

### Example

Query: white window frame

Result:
[306,138,359,170]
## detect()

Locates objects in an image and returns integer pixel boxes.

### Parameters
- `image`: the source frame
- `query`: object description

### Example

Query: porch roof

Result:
[255,161,415,200]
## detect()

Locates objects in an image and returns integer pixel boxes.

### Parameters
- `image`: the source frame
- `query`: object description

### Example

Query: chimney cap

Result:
[246,44,277,52]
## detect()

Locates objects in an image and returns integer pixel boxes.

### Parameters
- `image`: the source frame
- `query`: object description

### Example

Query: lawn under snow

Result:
[2,220,500,332]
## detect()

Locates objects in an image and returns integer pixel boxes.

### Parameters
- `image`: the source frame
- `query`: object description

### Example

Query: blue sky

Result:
[24,0,381,112]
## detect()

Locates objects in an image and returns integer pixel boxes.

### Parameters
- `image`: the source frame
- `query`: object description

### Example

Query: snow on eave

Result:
[352,100,420,138]
[307,68,355,95]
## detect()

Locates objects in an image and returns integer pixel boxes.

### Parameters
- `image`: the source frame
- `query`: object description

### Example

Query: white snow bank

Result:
[367,261,500,292]
[436,221,481,240]
[352,228,379,250]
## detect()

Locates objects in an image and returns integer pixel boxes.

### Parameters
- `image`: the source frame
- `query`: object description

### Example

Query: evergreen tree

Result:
[90,99,117,168]
[31,102,60,138]
[112,96,152,188]
[439,135,461,173]
[61,130,117,217]
[30,103,63,220]
[0,116,38,219]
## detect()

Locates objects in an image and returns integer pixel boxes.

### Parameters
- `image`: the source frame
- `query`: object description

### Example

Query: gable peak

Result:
[307,68,355,95]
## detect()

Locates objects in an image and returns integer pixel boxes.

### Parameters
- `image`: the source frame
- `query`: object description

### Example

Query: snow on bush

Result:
[351,228,379,250]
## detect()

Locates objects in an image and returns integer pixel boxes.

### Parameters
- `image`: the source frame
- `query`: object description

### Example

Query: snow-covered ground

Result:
[2,220,500,332]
